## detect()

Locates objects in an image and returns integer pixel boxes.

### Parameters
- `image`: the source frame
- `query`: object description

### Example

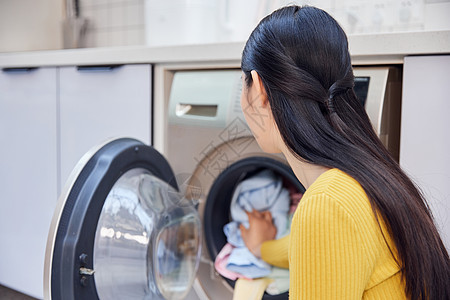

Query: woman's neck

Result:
[281,146,331,190]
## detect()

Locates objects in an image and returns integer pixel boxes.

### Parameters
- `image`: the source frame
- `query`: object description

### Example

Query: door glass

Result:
[93,168,201,300]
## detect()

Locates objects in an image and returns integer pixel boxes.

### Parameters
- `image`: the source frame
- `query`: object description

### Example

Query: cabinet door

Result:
[400,56,450,251]
[59,64,151,190]
[0,67,58,298]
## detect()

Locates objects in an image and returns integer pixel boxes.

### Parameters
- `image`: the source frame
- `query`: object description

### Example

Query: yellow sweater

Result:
[261,168,407,299]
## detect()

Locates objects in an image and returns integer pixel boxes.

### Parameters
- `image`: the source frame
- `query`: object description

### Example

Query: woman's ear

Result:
[250,70,269,107]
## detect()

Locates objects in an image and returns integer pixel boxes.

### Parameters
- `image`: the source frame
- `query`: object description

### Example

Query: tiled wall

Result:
[80,0,145,47]
[77,0,450,48]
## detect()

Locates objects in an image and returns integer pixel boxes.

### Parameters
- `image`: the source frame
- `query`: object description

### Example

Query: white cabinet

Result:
[400,56,450,251]
[0,67,58,298]
[0,64,152,299]
[59,64,152,191]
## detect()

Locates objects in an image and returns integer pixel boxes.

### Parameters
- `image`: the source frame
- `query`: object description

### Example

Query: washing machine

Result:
[43,66,401,300]
[162,69,304,300]
[156,66,402,299]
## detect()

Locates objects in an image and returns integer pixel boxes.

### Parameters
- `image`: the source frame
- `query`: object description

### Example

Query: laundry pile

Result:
[214,169,302,295]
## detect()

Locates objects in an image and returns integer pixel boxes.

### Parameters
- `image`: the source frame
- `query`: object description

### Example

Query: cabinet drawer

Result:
[0,67,58,298]
[59,64,152,188]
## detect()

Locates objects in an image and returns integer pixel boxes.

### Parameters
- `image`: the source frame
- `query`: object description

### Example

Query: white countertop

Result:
[0,30,449,67]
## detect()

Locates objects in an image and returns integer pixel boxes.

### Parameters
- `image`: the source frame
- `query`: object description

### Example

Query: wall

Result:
[0,0,63,52]
[139,0,450,47]
[0,0,449,51]
[80,0,146,47]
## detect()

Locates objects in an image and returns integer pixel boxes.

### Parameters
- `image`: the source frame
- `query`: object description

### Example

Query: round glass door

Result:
[44,138,202,300]
[93,168,201,300]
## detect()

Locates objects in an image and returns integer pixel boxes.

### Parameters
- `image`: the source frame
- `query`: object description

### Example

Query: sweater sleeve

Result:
[289,194,371,299]
[260,235,290,269]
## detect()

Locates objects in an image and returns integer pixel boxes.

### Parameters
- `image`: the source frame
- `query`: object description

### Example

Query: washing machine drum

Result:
[44,138,202,300]
[203,157,306,300]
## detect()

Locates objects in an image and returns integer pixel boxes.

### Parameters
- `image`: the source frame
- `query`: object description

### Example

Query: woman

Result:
[239,5,449,300]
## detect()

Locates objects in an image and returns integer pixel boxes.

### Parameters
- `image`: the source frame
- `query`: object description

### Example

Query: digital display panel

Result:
[354,77,370,107]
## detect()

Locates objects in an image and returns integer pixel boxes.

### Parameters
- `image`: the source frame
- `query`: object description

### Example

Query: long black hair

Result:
[241,6,449,300]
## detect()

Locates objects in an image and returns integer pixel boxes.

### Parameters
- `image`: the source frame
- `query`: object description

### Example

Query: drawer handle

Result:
[2,67,39,73]
[77,65,123,72]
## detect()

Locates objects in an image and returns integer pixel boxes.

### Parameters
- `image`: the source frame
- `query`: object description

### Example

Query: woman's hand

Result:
[240,210,277,258]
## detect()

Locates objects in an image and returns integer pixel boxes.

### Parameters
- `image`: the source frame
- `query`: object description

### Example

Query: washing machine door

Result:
[44,138,202,300]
